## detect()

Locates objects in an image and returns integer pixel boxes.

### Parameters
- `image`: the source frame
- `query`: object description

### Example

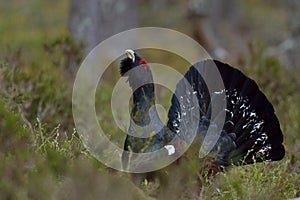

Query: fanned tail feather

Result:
[167,59,285,166]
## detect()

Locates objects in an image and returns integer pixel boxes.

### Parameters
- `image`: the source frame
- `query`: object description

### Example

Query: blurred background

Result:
[1,0,300,67]
[0,0,300,199]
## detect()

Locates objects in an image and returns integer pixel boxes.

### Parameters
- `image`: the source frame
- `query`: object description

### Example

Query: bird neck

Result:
[128,82,168,151]
[133,84,155,104]
[131,84,156,126]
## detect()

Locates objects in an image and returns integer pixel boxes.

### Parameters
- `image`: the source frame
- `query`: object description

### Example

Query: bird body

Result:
[120,49,285,172]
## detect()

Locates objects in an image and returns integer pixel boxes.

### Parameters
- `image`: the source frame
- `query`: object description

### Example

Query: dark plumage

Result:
[120,50,285,171]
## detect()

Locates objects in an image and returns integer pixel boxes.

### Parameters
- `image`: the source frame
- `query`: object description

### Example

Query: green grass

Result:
[204,159,300,199]
[0,0,300,199]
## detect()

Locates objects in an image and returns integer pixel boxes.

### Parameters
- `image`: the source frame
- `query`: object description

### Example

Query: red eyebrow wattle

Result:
[139,60,147,64]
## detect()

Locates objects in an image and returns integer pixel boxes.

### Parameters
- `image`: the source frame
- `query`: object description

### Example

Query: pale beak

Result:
[125,49,135,62]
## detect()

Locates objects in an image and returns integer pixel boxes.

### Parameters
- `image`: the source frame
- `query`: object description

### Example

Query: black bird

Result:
[120,49,285,172]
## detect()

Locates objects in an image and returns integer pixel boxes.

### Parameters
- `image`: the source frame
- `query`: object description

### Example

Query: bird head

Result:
[120,49,151,78]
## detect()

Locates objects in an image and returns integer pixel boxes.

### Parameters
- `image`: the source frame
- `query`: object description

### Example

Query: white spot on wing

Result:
[164,145,176,155]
